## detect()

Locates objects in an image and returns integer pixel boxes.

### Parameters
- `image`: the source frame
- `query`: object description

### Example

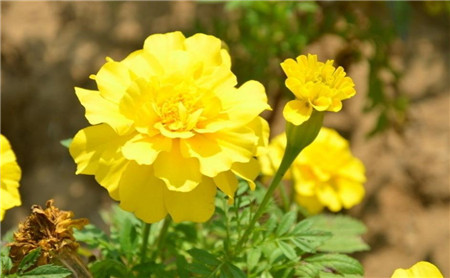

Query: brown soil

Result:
[1,2,449,277]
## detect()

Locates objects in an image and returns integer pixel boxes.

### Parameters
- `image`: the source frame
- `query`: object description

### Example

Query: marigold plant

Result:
[261,127,366,214]
[0,134,22,221]
[391,261,443,278]
[69,31,270,223]
[281,54,356,126]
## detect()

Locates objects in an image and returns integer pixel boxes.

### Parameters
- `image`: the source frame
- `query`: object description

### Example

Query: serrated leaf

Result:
[188,248,221,267]
[60,138,73,148]
[74,224,109,249]
[89,259,128,278]
[276,240,297,261]
[18,248,41,273]
[308,215,369,253]
[291,230,332,253]
[21,264,71,278]
[276,211,297,236]
[305,254,364,275]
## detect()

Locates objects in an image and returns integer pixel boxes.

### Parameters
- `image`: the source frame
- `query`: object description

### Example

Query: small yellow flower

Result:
[1,134,22,221]
[391,261,443,278]
[70,32,270,223]
[280,54,356,126]
[260,128,365,214]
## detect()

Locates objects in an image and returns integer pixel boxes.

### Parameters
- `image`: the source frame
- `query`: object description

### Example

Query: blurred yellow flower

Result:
[260,128,365,214]
[70,32,270,223]
[1,134,22,221]
[391,261,443,278]
[280,54,356,126]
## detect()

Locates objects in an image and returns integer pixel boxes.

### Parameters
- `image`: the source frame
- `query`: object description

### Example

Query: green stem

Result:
[151,216,172,262]
[235,151,295,253]
[279,181,290,212]
[140,223,151,263]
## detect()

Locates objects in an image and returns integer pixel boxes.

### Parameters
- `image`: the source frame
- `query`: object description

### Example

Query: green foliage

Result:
[1,247,71,278]
[308,215,370,253]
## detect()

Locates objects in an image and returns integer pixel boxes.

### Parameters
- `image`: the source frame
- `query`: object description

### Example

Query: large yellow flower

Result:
[70,32,270,223]
[1,134,22,221]
[260,128,365,214]
[391,261,443,278]
[280,54,356,126]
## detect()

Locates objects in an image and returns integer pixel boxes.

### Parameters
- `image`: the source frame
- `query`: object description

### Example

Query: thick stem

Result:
[140,223,151,263]
[278,181,290,212]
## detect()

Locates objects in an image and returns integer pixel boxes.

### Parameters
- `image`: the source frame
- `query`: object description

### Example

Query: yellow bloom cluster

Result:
[0,134,22,221]
[281,54,356,126]
[261,128,365,214]
[391,261,443,278]
[70,32,270,223]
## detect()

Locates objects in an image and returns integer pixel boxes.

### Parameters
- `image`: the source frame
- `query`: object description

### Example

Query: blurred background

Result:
[1,1,449,277]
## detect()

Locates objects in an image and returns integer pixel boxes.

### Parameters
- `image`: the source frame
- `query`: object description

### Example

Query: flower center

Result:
[158,93,203,132]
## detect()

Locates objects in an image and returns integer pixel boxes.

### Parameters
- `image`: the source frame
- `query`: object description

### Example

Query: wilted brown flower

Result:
[8,199,89,275]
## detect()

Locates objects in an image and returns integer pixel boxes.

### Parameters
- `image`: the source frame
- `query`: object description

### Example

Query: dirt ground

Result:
[1,2,449,277]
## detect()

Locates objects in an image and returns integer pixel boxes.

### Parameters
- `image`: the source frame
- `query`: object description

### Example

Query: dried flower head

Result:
[8,200,88,272]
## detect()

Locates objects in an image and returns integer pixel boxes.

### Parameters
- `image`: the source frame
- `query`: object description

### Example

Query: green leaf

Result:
[290,230,332,253]
[1,246,12,273]
[89,259,128,278]
[223,262,246,278]
[188,248,221,267]
[18,248,41,273]
[59,138,72,148]
[276,240,297,261]
[20,264,71,278]
[308,215,370,253]
[305,254,364,275]
[246,247,262,272]
[74,224,109,249]
[275,211,297,236]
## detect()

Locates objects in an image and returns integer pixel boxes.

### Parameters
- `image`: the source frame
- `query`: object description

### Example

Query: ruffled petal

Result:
[283,99,313,126]
[95,61,132,103]
[213,171,238,203]
[164,177,217,223]
[316,184,341,212]
[231,158,260,190]
[336,178,365,209]
[180,128,257,177]
[153,143,201,192]
[119,162,167,223]
[69,123,130,176]
[75,88,133,135]
[143,31,186,68]
[95,155,130,200]
[216,81,271,128]
[122,133,172,165]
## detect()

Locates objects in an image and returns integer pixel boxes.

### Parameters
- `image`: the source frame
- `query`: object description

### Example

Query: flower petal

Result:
[153,143,201,192]
[180,128,257,177]
[69,124,129,176]
[122,133,172,165]
[231,158,260,190]
[216,81,271,128]
[75,87,133,135]
[316,184,341,212]
[95,155,130,200]
[213,171,238,203]
[119,162,167,223]
[336,178,365,209]
[164,177,217,223]
[144,31,186,67]
[283,99,313,126]
[95,61,132,103]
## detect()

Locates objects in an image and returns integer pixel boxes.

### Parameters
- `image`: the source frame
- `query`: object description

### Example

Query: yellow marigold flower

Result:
[70,32,270,223]
[260,128,365,214]
[8,200,89,275]
[391,261,443,278]
[1,134,22,221]
[280,54,356,126]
